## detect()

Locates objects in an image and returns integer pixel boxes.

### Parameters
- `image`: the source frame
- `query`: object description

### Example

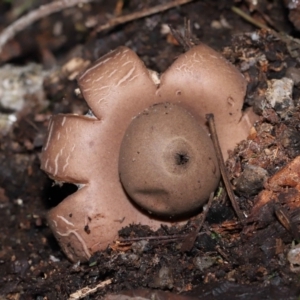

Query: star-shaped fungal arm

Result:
[41,47,168,262]
[157,43,258,160]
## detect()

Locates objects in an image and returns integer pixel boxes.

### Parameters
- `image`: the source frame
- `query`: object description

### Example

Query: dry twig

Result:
[275,206,300,240]
[94,0,195,33]
[169,19,194,51]
[231,6,269,30]
[206,113,245,222]
[181,192,215,252]
[118,234,188,243]
[0,0,97,53]
[68,279,112,300]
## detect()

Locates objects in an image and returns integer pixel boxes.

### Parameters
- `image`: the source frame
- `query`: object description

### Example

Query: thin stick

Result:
[206,113,245,222]
[232,5,281,33]
[118,233,188,243]
[95,0,195,33]
[275,205,300,240]
[68,279,112,300]
[216,245,230,262]
[0,0,97,53]
[231,6,269,30]
[169,24,192,51]
[181,192,214,252]
[168,18,194,51]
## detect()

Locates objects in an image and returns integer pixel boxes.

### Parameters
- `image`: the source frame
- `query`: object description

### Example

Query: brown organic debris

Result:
[251,155,300,239]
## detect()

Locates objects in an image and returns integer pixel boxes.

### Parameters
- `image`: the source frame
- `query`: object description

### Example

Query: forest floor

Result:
[1,0,300,299]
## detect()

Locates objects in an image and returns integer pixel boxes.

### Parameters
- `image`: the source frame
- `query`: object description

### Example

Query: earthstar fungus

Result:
[41,44,258,262]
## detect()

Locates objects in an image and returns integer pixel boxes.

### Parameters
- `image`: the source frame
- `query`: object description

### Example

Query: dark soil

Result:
[1,0,300,299]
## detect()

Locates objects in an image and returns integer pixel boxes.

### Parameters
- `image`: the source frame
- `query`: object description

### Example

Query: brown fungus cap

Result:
[119,102,220,217]
[41,45,257,262]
